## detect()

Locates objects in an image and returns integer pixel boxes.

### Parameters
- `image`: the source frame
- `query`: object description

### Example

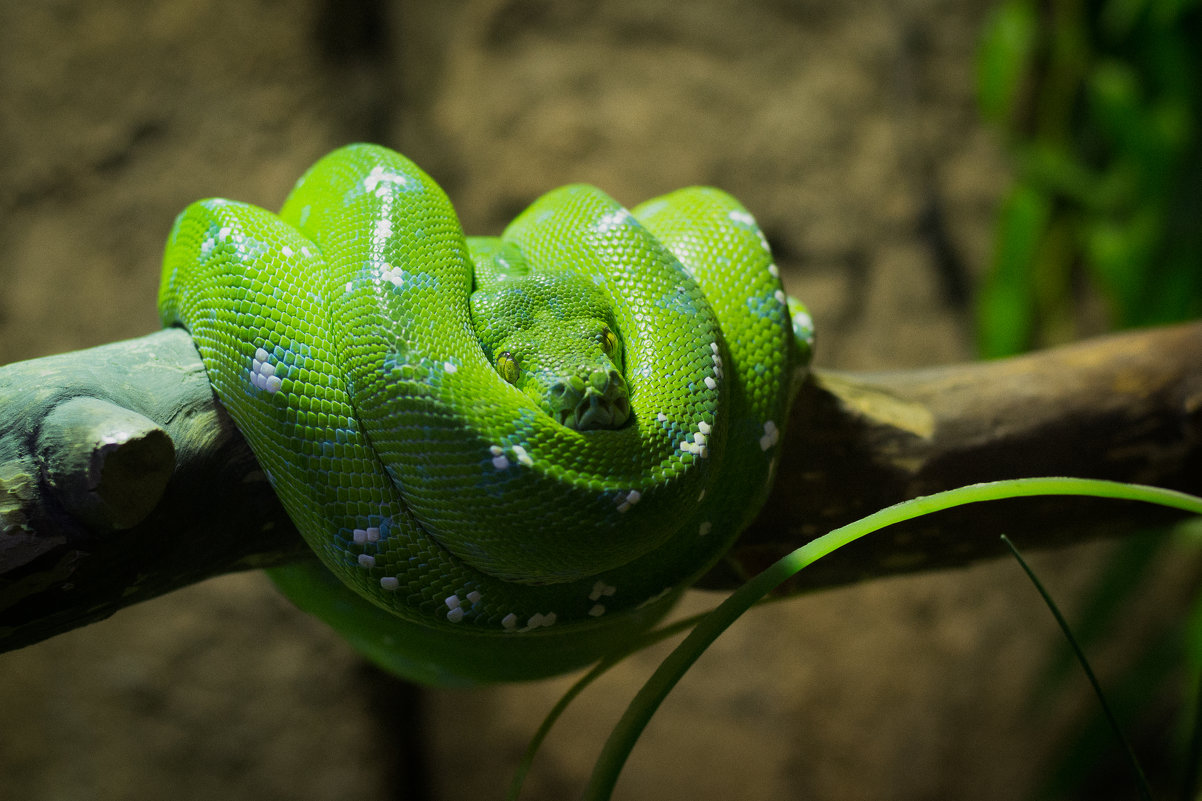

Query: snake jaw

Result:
[550,369,630,431]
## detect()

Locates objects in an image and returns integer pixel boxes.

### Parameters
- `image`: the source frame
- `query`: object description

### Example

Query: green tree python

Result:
[160,144,813,685]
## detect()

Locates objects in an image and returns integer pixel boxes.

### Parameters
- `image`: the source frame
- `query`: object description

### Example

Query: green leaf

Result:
[977,183,1053,357]
[978,0,1039,126]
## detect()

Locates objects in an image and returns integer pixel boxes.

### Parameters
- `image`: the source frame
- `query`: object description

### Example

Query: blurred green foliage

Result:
[976,0,1202,357]
[976,3,1202,798]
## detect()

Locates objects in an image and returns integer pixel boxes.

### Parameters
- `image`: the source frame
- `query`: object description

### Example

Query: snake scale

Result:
[160,144,812,685]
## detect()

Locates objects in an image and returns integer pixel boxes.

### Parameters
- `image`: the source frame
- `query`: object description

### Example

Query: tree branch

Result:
[706,320,1202,593]
[2,323,1200,653]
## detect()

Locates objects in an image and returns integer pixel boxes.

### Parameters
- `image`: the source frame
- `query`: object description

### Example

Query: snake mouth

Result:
[550,369,630,431]
[558,391,631,430]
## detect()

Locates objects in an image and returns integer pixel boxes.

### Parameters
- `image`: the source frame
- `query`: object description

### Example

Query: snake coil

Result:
[160,144,811,684]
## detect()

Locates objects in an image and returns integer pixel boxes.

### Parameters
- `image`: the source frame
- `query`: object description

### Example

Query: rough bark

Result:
[2,322,1200,652]
[709,320,1202,593]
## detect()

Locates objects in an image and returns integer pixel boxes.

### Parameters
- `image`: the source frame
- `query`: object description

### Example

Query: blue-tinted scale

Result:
[393,270,438,292]
[655,288,702,316]
[745,290,787,321]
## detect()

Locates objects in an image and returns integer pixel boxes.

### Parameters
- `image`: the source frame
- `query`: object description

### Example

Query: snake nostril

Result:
[550,382,566,398]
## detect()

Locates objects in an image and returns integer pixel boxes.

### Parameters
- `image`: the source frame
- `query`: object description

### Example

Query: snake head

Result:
[470,269,631,431]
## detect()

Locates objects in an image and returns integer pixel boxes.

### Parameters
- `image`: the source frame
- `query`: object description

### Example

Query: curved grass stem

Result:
[580,478,1202,801]
[1001,534,1153,801]
[506,614,711,801]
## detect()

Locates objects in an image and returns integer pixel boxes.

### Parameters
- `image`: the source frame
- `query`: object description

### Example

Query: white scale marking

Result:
[525,612,556,629]
[250,347,283,394]
[352,527,381,544]
[759,420,780,451]
[445,594,464,623]
[512,445,533,467]
[586,581,612,616]
[490,445,510,470]
[728,209,755,227]
[381,264,404,288]
[490,444,531,469]
[363,165,409,194]
[616,489,641,513]
[589,581,617,601]
[593,208,632,235]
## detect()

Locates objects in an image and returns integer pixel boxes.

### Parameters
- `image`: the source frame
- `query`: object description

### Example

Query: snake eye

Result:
[497,351,520,384]
[599,328,619,357]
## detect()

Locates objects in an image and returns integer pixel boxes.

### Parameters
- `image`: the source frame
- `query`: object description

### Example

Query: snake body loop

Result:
[160,144,812,684]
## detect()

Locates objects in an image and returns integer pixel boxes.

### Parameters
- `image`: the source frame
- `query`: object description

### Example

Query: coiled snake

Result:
[160,144,812,684]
